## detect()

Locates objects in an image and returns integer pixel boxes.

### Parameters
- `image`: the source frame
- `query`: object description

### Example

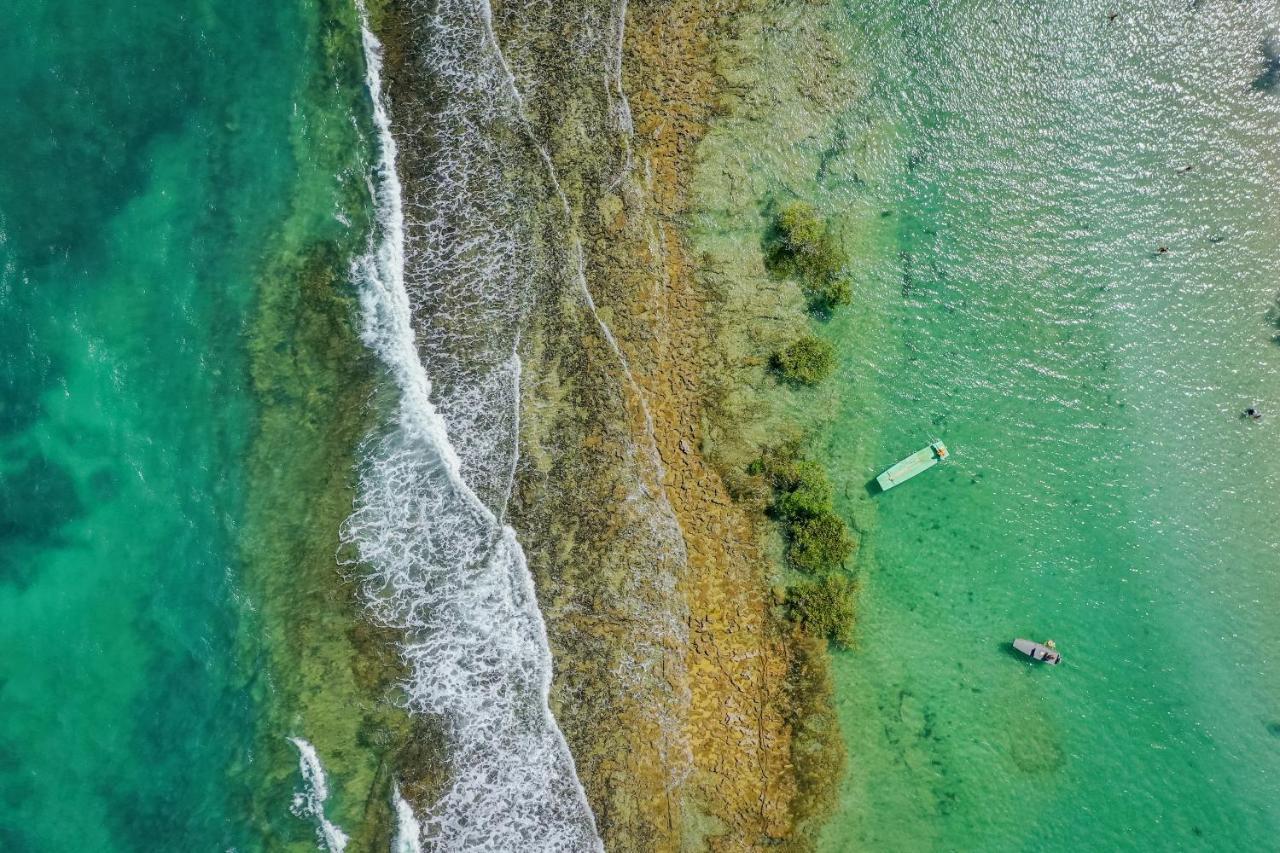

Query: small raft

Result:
[876,440,949,491]
[1013,638,1061,665]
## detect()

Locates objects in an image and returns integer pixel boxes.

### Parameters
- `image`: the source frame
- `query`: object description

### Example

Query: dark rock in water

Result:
[88,466,123,503]
[0,451,84,590]
[1010,731,1066,774]
[0,550,42,591]
[0,451,82,544]
[0,390,45,439]
[1266,721,1280,737]
[1251,37,1280,93]
[0,317,60,438]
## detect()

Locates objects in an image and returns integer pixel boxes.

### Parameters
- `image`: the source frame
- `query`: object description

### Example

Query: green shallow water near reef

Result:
[0,1,384,849]
[694,0,1280,849]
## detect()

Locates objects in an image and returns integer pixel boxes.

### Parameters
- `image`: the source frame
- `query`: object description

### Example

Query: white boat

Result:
[1013,638,1061,665]
[876,440,948,491]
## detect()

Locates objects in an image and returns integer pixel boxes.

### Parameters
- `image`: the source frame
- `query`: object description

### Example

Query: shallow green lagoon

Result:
[0,2,372,849]
[696,1,1280,849]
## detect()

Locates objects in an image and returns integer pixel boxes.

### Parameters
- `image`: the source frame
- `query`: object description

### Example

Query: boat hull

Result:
[1013,638,1061,665]
[876,442,947,491]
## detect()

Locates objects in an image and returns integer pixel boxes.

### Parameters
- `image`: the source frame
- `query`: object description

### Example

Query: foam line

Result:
[392,784,425,853]
[288,737,350,853]
[345,3,603,849]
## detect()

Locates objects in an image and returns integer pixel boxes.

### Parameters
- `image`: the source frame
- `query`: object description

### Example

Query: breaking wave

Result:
[385,0,695,798]
[288,738,349,853]
[342,2,603,850]
[392,784,425,853]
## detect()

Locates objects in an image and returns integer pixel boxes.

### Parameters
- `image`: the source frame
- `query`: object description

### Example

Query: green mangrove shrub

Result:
[755,445,818,502]
[772,335,836,386]
[766,201,852,311]
[747,440,801,489]
[788,511,856,574]
[751,443,857,574]
[787,572,857,647]
[773,459,834,520]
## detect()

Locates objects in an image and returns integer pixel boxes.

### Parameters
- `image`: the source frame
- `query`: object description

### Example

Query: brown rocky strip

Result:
[369,0,841,849]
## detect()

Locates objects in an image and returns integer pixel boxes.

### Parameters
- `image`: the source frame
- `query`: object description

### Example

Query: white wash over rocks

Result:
[342,1,603,849]
[288,738,350,853]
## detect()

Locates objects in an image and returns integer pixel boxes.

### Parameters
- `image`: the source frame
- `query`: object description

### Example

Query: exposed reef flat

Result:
[615,4,844,847]
[368,0,841,848]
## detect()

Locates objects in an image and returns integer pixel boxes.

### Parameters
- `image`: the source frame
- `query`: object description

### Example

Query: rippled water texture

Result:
[696,0,1280,848]
[830,1,1280,847]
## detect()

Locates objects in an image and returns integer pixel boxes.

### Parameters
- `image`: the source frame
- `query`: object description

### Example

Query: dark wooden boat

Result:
[1013,638,1061,665]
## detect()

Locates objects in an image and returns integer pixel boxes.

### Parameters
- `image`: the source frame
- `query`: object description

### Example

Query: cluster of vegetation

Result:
[729,199,857,838]
[781,632,846,844]
[771,334,836,386]
[766,201,854,396]
[750,443,858,646]
[788,573,857,649]
[752,443,855,571]
[765,201,852,312]
[788,512,855,576]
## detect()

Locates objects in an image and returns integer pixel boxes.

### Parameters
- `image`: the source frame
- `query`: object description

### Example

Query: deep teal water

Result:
[0,2,322,848]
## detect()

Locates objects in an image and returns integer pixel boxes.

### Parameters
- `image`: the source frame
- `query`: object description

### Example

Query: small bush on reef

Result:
[788,571,857,647]
[748,440,805,487]
[751,444,821,510]
[752,442,858,573]
[772,335,836,386]
[773,459,833,521]
[810,275,853,313]
[766,201,852,311]
[789,510,855,574]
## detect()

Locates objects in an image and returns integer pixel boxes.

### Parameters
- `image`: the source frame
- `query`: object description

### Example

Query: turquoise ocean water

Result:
[0,2,369,849]
[7,0,1280,850]
[695,0,1280,848]
[808,1,1280,848]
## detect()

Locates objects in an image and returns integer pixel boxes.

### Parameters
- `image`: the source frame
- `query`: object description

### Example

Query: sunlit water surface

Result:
[696,1,1280,849]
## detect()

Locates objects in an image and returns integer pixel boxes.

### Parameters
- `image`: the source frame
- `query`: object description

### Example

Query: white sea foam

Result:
[345,3,603,850]
[475,0,695,791]
[392,784,425,853]
[288,737,350,853]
